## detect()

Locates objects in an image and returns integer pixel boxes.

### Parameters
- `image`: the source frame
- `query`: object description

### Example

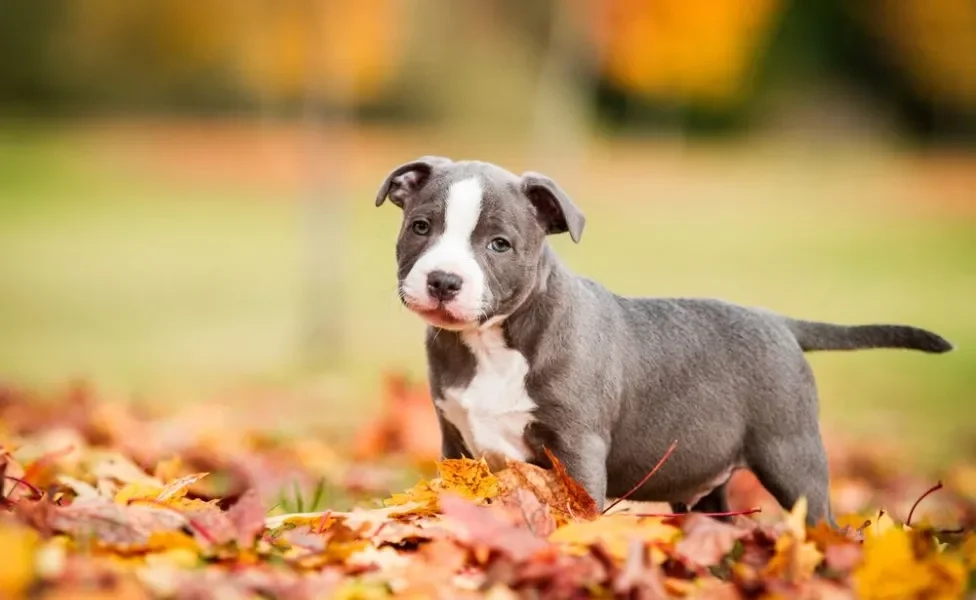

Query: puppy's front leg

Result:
[436,411,469,460]
[552,432,609,512]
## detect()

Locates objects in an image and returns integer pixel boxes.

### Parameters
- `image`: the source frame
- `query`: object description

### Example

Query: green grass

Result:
[1,126,974,466]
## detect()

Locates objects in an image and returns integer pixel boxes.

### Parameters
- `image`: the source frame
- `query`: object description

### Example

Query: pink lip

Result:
[416,307,465,327]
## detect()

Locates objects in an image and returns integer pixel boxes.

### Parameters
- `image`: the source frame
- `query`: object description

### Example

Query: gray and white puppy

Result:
[375,156,952,527]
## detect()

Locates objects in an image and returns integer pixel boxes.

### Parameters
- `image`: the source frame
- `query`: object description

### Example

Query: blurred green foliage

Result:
[1,0,973,141]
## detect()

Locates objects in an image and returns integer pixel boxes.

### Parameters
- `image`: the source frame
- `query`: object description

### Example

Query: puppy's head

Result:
[376,156,585,331]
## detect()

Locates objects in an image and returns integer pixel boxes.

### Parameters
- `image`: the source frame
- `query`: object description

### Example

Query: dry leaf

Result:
[676,513,751,567]
[439,492,548,562]
[549,515,679,563]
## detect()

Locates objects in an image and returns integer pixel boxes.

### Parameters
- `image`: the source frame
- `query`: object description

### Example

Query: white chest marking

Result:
[437,326,537,470]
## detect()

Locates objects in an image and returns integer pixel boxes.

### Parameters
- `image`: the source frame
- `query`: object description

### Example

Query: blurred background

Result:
[1,0,974,467]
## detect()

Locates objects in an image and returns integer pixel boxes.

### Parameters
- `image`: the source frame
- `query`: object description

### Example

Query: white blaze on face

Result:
[402,177,487,323]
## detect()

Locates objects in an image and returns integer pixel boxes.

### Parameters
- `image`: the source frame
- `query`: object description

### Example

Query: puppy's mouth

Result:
[416,306,468,329]
[401,297,482,331]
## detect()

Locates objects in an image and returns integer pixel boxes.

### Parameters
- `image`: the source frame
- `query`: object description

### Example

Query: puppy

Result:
[375,156,952,526]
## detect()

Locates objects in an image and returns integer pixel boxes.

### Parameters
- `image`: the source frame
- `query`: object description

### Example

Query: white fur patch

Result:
[436,326,537,470]
[401,177,487,323]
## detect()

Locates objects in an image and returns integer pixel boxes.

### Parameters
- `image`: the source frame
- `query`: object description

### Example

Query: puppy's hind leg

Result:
[746,433,835,528]
[670,484,732,522]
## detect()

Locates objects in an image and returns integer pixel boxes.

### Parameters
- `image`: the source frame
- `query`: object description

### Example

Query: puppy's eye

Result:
[411,220,430,236]
[488,237,511,253]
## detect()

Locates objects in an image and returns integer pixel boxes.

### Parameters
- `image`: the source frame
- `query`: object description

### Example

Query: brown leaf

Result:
[494,486,557,538]
[824,543,863,573]
[439,492,548,562]
[183,507,237,549]
[612,538,669,599]
[675,513,751,567]
[48,499,187,548]
[543,448,599,520]
[496,459,596,525]
[227,488,265,547]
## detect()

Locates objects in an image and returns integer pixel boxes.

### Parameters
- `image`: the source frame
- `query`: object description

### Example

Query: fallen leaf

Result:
[440,492,548,562]
[675,513,751,567]
[227,488,266,547]
[549,514,679,563]
[612,537,669,597]
[854,526,967,600]
[0,524,39,597]
[48,500,188,548]
[493,486,557,538]
[155,472,208,502]
[542,448,599,520]
[496,459,597,525]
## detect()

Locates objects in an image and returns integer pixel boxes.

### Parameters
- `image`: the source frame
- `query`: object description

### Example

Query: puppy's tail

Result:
[785,319,953,353]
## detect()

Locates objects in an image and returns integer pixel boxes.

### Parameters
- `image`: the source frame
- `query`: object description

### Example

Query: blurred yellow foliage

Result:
[235,0,403,103]
[0,525,39,597]
[586,0,783,106]
[852,0,976,109]
[854,526,967,600]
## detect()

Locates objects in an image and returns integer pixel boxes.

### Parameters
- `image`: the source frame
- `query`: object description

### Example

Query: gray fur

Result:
[376,157,953,527]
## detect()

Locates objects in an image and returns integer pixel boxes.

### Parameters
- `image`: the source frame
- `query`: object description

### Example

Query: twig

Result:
[635,507,762,519]
[906,481,943,527]
[315,510,332,534]
[4,475,43,500]
[602,440,678,515]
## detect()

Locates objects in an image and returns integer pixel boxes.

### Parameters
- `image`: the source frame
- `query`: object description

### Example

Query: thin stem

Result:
[906,481,943,527]
[602,440,678,515]
[635,507,762,519]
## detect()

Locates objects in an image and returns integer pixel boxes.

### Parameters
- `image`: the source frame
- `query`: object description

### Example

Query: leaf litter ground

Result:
[2,377,976,599]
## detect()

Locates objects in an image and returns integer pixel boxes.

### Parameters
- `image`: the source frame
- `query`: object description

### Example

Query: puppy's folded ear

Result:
[520,172,586,243]
[375,156,452,208]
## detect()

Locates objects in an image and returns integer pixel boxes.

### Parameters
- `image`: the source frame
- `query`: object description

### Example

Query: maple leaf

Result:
[439,492,548,563]
[496,458,598,525]
[494,486,557,538]
[763,498,824,583]
[854,526,967,600]
[383,457,499,515]
[439,458,500,501]
[227,488,266,547]
[675,513,751,567]
[48,499,188,548]
[611,538,669,598]
[0,524,39,597]
[549,514,679,563]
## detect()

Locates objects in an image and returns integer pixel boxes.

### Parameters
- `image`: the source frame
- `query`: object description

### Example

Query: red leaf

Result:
[439,492,548,562]
[675,513,752,568]
[227,488,266,547]
[542,447,600,520]
[48,499,187,547]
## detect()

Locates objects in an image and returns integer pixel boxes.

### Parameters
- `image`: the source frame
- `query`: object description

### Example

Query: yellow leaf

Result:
[146,531,199,554]
[152,456,184,483]
[114,481,164,506]
[437,458,499,502]
[382,458,498,515]
[764,536,823,582]
[549,515,679,563]
[872,511,900,537]
[0,526,38,597]
[145,548,200,570]
[854,526,966,600]
[785,496,808,542]
[155,472,208,502]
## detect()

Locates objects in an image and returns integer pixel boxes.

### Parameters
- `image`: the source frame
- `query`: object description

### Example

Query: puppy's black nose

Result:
[427,270,463,301]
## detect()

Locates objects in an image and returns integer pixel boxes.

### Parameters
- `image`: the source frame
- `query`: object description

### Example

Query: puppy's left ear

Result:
[520,172,585,243]
[375,155,452,208]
